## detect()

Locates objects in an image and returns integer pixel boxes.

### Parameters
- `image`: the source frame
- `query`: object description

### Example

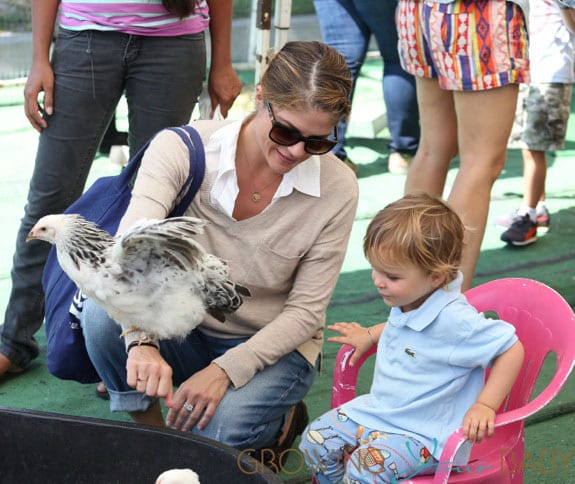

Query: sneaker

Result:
[535,206,551,232]
[495,206,551,232]
[500,214,538,246]
[388,152,413,175]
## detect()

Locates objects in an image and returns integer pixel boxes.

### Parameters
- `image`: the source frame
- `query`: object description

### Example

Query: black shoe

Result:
[95,382,110,400]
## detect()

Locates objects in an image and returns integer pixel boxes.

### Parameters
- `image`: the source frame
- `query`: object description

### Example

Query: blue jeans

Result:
[81,299,317,449]
[0,29,205,368]
[313,0,420,159]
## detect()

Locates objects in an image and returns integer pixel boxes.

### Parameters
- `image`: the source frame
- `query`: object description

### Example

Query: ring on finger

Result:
[183,402,194,412]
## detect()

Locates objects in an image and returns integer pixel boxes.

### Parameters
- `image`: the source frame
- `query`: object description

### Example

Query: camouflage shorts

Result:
[508,83,573,151]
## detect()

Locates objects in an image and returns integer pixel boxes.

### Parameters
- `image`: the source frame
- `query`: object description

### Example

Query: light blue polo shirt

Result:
[341,273,518,464]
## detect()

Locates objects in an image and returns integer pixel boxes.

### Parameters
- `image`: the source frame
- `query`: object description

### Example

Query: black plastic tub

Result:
[0,406,283,484]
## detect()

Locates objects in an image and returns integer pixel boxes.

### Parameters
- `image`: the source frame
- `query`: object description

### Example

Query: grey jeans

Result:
[1,28,206,367]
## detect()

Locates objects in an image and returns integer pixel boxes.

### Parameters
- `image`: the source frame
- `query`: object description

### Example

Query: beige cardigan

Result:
[119,120,359,388]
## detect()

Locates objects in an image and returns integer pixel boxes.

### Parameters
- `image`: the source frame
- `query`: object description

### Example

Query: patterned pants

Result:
[299,407,438,483]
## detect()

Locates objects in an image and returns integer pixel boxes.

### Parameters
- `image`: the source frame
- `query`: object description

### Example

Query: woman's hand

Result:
[23,59,54,132]
[165,363,231,432]
[327,321,381,367]
[126,345,174,406]
[462,402,496,443]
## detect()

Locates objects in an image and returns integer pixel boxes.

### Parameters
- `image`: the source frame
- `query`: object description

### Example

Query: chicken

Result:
[155,468,200,484]
[28,214,250,339]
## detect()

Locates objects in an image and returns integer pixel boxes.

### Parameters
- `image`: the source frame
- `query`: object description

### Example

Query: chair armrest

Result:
[432,428,467,484]
[331,344,377,408]
[432,388,562,484]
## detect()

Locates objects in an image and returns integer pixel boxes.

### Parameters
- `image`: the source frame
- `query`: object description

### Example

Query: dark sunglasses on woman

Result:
[266,102,338,155]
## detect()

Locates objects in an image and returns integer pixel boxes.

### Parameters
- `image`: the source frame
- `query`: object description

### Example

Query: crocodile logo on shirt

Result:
[405,348,415,358]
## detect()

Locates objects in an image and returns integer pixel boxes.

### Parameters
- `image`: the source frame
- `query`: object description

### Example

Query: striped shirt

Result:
[59,0,210,37]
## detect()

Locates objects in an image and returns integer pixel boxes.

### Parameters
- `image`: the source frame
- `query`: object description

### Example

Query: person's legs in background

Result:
[355,0,420,174]
[123,33,206,160]
[400,0,527,290]
[0,29,125,376]
[404,77,458,198]
[406,82,518,292]
[312,0,370,173]
[500,83,572,245]
[450,85,519,289]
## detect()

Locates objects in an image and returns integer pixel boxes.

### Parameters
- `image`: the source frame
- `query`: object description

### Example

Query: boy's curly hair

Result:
[364,193,465,284]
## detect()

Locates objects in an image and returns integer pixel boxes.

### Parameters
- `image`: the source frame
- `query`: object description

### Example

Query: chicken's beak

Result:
[26,229,37,242]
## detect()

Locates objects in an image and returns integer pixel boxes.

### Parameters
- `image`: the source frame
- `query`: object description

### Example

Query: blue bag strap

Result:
[116,132,158,187]
[166,125,206,216]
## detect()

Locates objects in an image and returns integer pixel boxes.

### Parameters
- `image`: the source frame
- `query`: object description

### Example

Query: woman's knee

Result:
[194,404,274,449]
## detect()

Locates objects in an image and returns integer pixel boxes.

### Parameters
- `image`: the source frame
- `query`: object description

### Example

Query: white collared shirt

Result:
[207,120,321,218]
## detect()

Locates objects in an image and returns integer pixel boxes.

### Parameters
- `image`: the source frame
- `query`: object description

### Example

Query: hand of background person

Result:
[165,363,231,431]
[327,321,381,367]
[461,401,496,443]
[23,59,54,132]
[126,345,175,406]
[207,63,242,118]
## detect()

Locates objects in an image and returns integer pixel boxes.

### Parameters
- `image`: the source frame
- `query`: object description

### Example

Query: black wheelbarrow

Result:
[0,406,282,484]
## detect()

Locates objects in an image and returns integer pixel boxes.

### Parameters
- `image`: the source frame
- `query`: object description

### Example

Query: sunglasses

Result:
[266,102,337,155]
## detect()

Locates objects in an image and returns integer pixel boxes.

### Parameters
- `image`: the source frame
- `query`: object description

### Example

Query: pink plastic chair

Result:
[330,278,575,483]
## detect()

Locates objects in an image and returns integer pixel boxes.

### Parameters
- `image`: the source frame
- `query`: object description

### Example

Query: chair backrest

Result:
[465,278,575,416]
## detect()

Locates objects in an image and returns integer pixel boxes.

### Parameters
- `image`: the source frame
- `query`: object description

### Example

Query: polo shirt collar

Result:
[388,272,464,331]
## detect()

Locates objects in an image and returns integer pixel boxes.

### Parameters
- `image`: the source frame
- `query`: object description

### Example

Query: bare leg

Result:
[405,77,458,197]
[450,85,519,290]
[522,149,547,208]
[130,400,165,427]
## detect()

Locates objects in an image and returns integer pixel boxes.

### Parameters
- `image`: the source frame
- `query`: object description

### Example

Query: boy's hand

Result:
[327,322,377,366]
[462,401,496,443]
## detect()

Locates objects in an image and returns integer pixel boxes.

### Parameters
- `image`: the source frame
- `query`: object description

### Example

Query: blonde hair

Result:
[260,41,352,124]
[364,193,464,283]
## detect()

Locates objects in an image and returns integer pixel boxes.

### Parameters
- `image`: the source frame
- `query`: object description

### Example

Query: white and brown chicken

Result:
[28,214,250,339]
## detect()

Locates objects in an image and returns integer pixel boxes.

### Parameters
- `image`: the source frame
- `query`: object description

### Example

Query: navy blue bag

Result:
[42,125,205,383]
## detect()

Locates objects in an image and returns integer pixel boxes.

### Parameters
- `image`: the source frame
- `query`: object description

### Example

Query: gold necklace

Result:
[250,176,281,202]
[240,149,282,203]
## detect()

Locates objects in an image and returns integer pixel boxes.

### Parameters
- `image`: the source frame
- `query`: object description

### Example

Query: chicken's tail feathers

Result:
[235,283,252,298]
[208,307,226,323]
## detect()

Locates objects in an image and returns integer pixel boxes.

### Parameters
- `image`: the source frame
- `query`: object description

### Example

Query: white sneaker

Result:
[109,145,129,167]
[388,152,412,175]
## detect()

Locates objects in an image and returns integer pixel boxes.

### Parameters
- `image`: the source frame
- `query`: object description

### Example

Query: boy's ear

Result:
[431,271,448,289]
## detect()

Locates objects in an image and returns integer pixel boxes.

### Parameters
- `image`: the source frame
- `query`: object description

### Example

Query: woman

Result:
[82,41,359,457]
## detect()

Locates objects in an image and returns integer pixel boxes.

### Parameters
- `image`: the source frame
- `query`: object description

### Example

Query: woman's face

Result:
[255,100,336,174]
